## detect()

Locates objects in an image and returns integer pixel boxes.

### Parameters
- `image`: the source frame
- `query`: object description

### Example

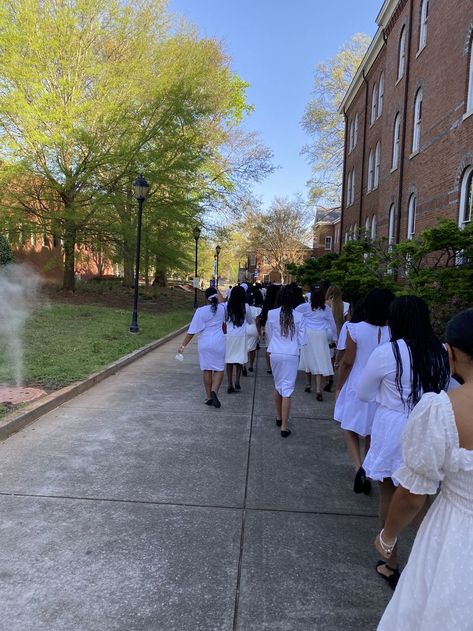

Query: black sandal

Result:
[304,385,311,393]
[204,399,213,406]
[280,429,291,438]
[211,391,221,408]
[316,392,323,401]
[276,418,282,427]
[376,561,400,590]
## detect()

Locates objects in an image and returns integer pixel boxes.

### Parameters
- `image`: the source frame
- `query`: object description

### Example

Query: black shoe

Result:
[235,383,241,390]
[353,467,367,493]
[376,561,400,590]
[228,386,235,394]
[276,418,282,427]
[281,429,291,438]
[204,399,213,406]
[242,367,248,377]
[304,385,311,393]
[323,382,332,392]
[363,478,372,495]
[316,392,323,401]
[256,343,260,350]
[211,391,221,408]
[248,367,254,372]
[266,369,272,375]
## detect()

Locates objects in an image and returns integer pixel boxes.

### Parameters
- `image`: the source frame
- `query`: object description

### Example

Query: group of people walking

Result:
[178,280,473,630]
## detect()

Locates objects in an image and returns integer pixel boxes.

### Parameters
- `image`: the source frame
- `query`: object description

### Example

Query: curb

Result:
[0,324,189,442]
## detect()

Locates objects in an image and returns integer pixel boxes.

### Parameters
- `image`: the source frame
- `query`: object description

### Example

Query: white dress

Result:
[246,306,262,353]
[188,303,226,371]
[336,321,350,351]
[266,308,305,397]
[225,308,254,364]
[378,391,473,631]
[295,303,336,376]
[334,322,390,437]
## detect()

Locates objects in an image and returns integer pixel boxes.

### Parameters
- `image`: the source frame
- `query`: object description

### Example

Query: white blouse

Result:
[225,306,254,337]
[295,303,337,342]
[266,307,305,356]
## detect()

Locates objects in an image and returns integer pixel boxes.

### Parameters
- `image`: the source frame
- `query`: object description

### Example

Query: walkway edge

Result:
[0,324,189,442]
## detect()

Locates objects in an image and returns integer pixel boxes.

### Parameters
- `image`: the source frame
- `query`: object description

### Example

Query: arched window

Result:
[349,120,354,152]
[367,150,374,192]
[388,205,396,246]
[365,215,371,239]
[378,73,385,116]
[412,89,423,153]
[398,27,407,81]
[371,215,377,240]
[392,113,401,169]
[354,113,359,148]
[351,168,356,205]
[371,83,378,124]
[374,142,381,188]
[467,38,473,114]
[407,195,417,239]
[419,0,429,51]
[459,166,473,228]
[346,171,352,205]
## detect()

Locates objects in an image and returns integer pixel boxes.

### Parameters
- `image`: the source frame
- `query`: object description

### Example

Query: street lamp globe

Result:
[133,174,150,201]
[215,245,221,256]
[193,226,201,241]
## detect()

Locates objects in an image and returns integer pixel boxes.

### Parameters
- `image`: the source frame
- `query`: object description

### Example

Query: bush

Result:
[0,234,13,265]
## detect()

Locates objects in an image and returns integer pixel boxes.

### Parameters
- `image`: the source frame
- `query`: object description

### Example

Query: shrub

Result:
[0,234,13,265]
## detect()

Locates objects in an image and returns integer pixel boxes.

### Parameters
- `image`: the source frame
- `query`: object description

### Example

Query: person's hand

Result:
[374,530,397,560]
[177,344,184,354]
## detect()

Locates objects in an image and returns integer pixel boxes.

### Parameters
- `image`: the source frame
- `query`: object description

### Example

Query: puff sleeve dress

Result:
[188,303,226,371]
[378,391,473,631]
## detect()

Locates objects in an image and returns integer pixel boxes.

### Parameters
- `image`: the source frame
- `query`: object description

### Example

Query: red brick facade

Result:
[340,0,473,245]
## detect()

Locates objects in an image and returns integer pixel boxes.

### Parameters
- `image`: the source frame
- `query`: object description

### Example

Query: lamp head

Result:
[133,174,150,201]
[193,226,201,240]
[215,245,221,256]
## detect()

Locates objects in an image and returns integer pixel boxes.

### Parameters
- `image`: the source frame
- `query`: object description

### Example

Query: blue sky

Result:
[169,0,381,207]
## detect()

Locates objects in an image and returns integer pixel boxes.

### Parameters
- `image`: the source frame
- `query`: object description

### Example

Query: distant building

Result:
[312,207,341,257]
[241,246,314,285]
[339,0,473,245]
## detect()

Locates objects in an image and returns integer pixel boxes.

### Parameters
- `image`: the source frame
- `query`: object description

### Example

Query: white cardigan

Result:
[266,307,305,356]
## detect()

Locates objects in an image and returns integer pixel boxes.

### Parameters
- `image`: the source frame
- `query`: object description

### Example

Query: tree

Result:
[302,33,370,205]
[246,197,312,284]
[0,234,13,266]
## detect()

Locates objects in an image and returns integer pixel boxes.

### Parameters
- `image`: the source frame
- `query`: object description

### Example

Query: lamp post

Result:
[193,226,201,308]
[215,245,221,288]
[129,174,150,333]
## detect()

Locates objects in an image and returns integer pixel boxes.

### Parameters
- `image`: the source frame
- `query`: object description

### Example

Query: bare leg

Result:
[212,370,224,394]
[378,478,399,570]
[248,350,256,370]
[304,372,312,391]
[343,430,362,471]
[274,390,282,421]
[315,374,322,394]
[235,364,242,386]
[203,370,212,399]
[281,397,291,431]
[226,363,233,388]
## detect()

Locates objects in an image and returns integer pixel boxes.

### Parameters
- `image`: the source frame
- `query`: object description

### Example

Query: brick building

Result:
[339,0,473,245]
[312,207,341,256]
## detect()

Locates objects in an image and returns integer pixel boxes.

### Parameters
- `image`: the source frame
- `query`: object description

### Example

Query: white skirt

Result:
[334,380,378,437]
[270,353,299,397]
[363,406,408,481]
[225,335,247,364]
[197,333,225,371]
[247,323,259,353]
[298,329,333,376]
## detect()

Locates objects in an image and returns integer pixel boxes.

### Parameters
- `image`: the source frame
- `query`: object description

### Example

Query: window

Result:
[346,171,352,205]
[42,234,50,248]
[378,73,385,116]
[349,120,354,152]
[407,195,417,239]
[398,27,407,81]
[392,113,401,169]
[325,236,333,250]
[371,82,378,124]
[459,166,473,228]
[374,142,381,188]
[371,215,377,240]
[388,205,396,246]
[351,168,356,204]
[467,38,473,114]
[365,216,371,238]
[354,113,359,148]
[412,89,423,153]
[419,0,429,51]
[367,150,374,192]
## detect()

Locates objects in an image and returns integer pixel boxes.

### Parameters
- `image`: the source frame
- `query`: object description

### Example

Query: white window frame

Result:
[374,142,381,189]
[351,168,356,205]
[412,89,423,153]
[388,205,396,246]
[407,195,417,240]
[367,150,374,192]
[371,83,378,124]
[398,27,407,81]
[467,39,473,114]
[392,113,401,169]
[418,0,429,52]
[378,73,385,117]
[371,215,377,240]
[459,166,473,228]
[349,120,354,152]
[346,171,352,205]
[365,216,371,238]
[354,113,359,148]
[325,236,333,250]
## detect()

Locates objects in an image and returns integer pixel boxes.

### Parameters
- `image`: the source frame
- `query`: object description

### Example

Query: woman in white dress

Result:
[334,288,395,494]
[245,289,263,373]
[257,284,281,375]
[374,308,473,630]
[178,287,226,408]
[359,296,450,588]
[225,285,253,393]
[266,284,305,437]
[324,285,349,392]
[296,285,337,401]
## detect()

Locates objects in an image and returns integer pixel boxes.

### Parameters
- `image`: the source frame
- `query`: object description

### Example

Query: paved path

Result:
[0,335,399,630]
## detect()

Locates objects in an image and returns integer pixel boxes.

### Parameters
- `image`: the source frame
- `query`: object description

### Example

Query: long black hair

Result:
[388,295,450,409]
[364,288,395,326]
[253,288,264,308]
[226,285,246,327]
[277,284,298,338]
[205,287,219,314]
[259,284,281,327]
[310,284,326,311]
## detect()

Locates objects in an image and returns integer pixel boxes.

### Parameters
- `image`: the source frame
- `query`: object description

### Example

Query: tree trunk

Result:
[63,221,77,291]
[122,238,135,287]
[153,256,168,287]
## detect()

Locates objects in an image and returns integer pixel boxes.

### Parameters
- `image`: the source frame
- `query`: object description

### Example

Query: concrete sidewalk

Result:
[0,335,397,630]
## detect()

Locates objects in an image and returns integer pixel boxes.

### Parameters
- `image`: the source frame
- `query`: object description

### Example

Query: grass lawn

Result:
[0,303,192,391]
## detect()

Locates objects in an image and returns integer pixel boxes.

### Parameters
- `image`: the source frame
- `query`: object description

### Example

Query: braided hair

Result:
[388,295,450,409]
[205,287,219,314]
[277,284,297,339]
[226,285,246,327]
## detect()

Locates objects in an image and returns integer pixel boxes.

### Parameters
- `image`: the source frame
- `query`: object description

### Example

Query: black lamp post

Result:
[129,174,150,333]
[215,245,221,288]
[193,226,201,308]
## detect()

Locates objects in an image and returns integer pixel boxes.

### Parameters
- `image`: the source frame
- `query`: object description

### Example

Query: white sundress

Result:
[378,391,473,630]
[247,306,262,353]
[188,303,226,371]
[295,303,337,377]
